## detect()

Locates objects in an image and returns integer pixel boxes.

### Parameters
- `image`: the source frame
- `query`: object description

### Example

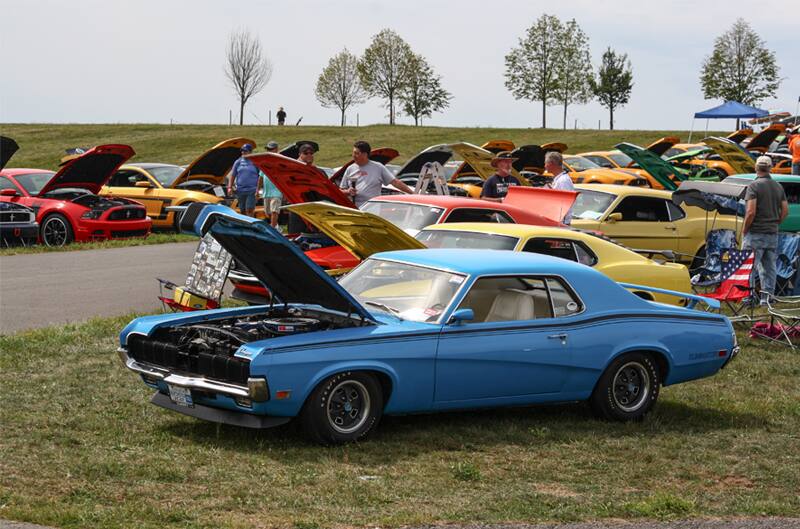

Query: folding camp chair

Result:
[699,248,757,324]
[749,293,800,349]
[691,229,737,288]
[774,233,800,296]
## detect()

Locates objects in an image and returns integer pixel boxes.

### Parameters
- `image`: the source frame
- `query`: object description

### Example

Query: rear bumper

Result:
[151,392,291,429]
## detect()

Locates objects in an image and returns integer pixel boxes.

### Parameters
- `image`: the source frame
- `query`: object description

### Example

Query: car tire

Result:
[590,352,660,422]
[300,371,383,445]
[41,213,74,247]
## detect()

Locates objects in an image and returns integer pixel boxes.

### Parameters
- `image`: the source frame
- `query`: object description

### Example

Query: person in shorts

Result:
[228,143,259,217]
[260,140,282,226]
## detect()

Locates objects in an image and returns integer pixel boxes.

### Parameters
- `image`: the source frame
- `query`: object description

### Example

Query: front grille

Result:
[0,212,34,223]
[111,229,148,238]
[127,335,250,384]
[108,208,146,220]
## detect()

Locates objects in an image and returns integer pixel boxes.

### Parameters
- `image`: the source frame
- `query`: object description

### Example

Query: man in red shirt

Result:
[788,126,800,175]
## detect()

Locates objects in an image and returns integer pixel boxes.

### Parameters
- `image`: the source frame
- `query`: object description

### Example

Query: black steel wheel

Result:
[41,214,74,247]
[301,371,383,445]
[590,352,660,421]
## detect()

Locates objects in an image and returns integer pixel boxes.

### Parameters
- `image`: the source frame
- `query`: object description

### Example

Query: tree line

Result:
[225,17,782,129]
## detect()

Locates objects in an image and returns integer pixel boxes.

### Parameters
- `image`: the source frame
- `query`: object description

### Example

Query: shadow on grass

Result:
[158,396,769,461]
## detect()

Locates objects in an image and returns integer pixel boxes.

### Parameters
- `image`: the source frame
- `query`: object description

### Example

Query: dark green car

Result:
[723,173,800,232]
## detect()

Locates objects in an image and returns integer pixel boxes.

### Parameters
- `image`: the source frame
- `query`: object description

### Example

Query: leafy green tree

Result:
[700,18,781,109]
[398,54,452,126]
[504,14,562,128]
[552,19,594,130]
[591,47,633,130]
[315,49,367,126]
[358,29,414,125]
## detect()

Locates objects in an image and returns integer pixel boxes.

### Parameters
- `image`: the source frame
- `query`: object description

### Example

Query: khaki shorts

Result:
[264,197,282,214]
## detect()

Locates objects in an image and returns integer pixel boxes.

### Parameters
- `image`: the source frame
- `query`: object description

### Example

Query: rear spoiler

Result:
[619,283,720,311]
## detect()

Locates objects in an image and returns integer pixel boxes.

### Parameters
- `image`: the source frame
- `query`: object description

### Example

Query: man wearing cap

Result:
[287,143,325,234]
[788,126,800,176]
[260,141,282,226]
[481,151,521,203]
[544,151,575,224]
[743,155,789,304]
[340,141,413,208]
[228,143,260,217]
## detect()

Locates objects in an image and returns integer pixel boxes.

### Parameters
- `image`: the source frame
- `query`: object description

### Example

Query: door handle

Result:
[547,333,568,341]
[664,225,677,230]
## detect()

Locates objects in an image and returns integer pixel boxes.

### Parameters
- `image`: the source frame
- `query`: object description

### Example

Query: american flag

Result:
[711,249,754,301]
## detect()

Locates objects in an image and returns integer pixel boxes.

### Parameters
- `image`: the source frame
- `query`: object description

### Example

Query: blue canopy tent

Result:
[688,101,768,141]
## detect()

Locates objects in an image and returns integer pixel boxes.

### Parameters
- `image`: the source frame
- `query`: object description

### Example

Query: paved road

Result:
[0,242,224,334]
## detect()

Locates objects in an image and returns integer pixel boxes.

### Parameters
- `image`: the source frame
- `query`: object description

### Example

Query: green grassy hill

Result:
[1,123,726,169]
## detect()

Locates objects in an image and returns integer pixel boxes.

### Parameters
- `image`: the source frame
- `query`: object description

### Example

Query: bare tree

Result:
[315,48,367,126]
[224,29,273,126]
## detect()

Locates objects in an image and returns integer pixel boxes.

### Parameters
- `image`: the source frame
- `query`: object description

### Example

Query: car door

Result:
[600,195,678,252]
[434,275,582,405]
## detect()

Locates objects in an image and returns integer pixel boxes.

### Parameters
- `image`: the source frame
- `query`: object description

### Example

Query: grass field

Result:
[0,232,195,256]
[1,123,726,170]
[0,316,797,529]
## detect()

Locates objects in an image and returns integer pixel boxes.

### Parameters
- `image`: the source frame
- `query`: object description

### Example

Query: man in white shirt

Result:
[339,141,414,207]
[545,151,575,224]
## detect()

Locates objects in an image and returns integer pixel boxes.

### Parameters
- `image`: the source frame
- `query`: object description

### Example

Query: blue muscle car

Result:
[118,204,738,444]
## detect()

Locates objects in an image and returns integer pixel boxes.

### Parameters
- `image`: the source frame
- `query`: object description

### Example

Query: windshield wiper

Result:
[364,301,404,320]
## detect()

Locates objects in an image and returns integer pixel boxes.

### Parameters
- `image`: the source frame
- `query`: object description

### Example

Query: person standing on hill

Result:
[743,155,789,304]
[276,106,287,126]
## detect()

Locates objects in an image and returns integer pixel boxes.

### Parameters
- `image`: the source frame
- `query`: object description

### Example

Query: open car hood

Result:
[0,136,19,171]
[170,137,255,188]
[511,145,545,172]
[280,141,320,160]
[396,144,453,177]
[284,202,424,261]
[615,143,683,190]
[39,144,135,195]
[645,136,680,157]
[745,124,785,152]
[541,142,567,153]
[248,153,353,207]
[448,142,528,185]
[330,148,399,185]
[502,186,577,223]
[188,204,375,320]
[727,128,753,145]
[702,137,755,174]
[480,140,516,154]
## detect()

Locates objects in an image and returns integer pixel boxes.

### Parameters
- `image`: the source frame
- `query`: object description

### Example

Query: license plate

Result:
[213,186,225,197]
[167,384,194,407]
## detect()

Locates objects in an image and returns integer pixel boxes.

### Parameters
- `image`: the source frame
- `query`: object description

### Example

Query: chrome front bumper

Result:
[117,347,269,401]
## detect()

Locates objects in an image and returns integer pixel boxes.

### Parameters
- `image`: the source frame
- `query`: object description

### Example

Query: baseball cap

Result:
[241,143,254,152]
[755,155,773,169]
[299,143,315,154]
[265,140,279,150]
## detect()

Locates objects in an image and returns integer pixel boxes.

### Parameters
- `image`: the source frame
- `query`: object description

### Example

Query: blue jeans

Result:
[237,192,256,212]
[792,162,800,176]
[743,232,778,298]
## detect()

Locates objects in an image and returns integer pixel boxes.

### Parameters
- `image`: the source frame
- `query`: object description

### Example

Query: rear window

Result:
[416,230,519,250]
[445,208,514,223]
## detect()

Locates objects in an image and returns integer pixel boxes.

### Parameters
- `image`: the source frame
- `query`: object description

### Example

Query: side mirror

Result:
[607,212,623,223]
[134,180,152,188]
[448,308,474,325]
[0,189,18,197]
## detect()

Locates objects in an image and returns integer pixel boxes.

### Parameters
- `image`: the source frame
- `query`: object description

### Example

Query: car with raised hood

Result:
[0,139,151,246]
[283,201,692,306]
[0,137,39,245]
[118,203,736,444]
[100,137,254,229]
[703,136,794,177]
[579,137,684,188]
[226,153,572,302]
[570,184,740,269]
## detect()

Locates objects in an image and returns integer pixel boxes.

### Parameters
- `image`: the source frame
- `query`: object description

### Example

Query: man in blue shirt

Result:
[228,143,260,217]
[260,140,283,226]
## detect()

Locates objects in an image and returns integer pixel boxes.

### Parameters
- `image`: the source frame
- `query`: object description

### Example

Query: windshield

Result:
[572,190,616,220]
[147,165,184,186]
[564,156,600,172]
[361,201,445,234]
[340,258,467,323]
[13,172,55,195]
[608,153,633,167]
[416,230,519,250]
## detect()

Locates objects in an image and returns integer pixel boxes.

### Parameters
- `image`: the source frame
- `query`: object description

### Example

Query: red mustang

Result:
[228,153,575,303]
[0,141,151,246]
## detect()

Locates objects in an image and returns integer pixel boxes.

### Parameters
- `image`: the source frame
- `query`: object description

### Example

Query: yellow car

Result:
[285,201,692,306]
[101,137,254,229]
[570,184,740,268]
[579,137,681,189]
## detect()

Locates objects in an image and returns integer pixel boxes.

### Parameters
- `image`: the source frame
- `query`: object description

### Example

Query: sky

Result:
[1,0,798,130]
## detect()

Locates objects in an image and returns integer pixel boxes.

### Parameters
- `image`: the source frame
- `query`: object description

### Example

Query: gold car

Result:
[570,184,740,268]
[100,137,254,229]
[285,201,692,306]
